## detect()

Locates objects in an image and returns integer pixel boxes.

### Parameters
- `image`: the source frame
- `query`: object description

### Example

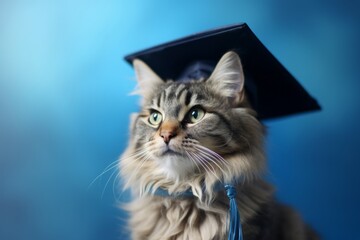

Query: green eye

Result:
[188,107,205,123]
[148,111,163,125]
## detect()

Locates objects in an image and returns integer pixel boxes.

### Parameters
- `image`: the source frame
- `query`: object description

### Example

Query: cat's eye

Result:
[148,111,163,126]
[187,107,205,123]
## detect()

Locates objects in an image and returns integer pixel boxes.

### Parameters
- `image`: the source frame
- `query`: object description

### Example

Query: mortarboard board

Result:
[124,23,321,120]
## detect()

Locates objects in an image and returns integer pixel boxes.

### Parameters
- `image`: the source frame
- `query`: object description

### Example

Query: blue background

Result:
[0,1,359,239]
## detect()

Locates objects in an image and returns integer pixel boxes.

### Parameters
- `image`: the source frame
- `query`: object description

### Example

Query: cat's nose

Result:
[159,120,179,144]
[160,130,177,144]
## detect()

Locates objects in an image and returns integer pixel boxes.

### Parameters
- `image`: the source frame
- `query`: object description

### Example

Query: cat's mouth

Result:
[161,147,182,157]
[163,149,181,156]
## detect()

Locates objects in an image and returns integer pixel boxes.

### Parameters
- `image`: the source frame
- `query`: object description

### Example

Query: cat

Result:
[120,51,318,240]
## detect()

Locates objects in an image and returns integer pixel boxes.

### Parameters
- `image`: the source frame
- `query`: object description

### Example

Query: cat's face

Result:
[134,80,238,179]
[124,52,264,182]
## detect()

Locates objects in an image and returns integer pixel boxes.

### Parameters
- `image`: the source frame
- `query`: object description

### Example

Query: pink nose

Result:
[159,120,179,144]
[160,130,176,144]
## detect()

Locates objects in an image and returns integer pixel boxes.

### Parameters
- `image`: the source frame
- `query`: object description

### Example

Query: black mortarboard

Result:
[124,23,321,120]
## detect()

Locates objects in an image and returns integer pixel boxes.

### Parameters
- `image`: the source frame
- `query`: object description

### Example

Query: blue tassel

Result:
[225,184,243,240]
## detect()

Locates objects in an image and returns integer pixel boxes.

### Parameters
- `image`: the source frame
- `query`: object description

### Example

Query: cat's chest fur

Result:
[126,194,314,240]
[127,196,228,240]
[126,181,276,240]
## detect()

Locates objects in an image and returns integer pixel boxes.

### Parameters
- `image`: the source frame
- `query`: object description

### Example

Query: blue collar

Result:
[153,186,195,198]
[153,183,243,240]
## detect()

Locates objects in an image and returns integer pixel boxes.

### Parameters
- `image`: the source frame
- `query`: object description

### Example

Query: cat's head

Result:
[121,52,265,192]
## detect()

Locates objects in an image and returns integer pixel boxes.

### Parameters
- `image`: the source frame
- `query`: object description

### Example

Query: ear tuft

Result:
[207,51,245,104]
[132,59,164,100]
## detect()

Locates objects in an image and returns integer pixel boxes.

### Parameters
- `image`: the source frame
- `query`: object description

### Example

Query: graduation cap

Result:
[124,23,321,120]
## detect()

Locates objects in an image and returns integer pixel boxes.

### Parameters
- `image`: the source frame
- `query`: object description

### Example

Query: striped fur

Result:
[120,52,318,240]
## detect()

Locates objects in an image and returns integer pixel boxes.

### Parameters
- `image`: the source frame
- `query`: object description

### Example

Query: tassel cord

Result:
[225,184,243,240]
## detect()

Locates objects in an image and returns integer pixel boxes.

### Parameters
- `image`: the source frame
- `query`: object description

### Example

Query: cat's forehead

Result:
[147,81,208,115]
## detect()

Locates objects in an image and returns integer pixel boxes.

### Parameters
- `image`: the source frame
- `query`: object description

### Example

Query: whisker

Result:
[93,141,158,199]
[120,148,152,169]
[112,171,122,200]
[102,167,118,199]
[188,152,211,175]
[184,151,201,173]
[194,145,231,172]
[193,147,227,174]
[120,144,158,174]
[195,145,230,168]
[122,151,154,190]
[189,152,220,180]
[89,145,154,189]
[88,160,119,189]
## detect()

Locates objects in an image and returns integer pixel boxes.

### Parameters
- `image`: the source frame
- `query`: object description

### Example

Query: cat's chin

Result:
[157,153,196,181]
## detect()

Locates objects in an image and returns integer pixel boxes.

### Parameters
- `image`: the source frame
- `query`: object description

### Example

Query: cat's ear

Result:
[132,59,164,100]
[207,51,245,105]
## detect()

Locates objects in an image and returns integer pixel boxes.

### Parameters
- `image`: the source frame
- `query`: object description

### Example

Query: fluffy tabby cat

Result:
[120,51,318,240]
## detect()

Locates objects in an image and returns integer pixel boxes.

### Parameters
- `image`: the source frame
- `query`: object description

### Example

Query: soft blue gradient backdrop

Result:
[1,1,359,239]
